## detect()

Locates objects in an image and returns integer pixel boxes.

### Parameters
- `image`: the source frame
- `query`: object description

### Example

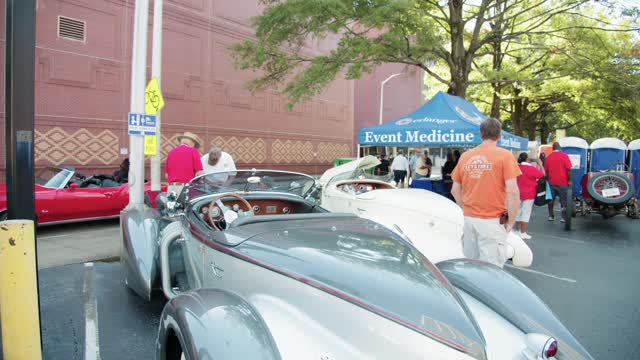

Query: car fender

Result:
[157,288,281,360]
[120,207,163,301]
[437,259,593,360]
[349,188,464,263]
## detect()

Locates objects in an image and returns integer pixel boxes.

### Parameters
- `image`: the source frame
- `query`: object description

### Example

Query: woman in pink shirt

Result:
[515,153,545,239]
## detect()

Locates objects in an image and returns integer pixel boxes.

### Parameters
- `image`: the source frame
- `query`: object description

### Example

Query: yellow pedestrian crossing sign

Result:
[145,77,165,115]
[144,136,157,156]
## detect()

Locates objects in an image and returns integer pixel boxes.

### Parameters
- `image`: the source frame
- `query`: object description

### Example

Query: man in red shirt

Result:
[544,142,573,223]
[165,131,204,195]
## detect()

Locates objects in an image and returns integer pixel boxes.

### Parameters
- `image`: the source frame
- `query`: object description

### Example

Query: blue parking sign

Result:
[128,112,157,135]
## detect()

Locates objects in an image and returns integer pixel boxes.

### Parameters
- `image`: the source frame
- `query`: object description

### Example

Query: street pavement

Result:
[1,206,639,359]
[35,219,121,269]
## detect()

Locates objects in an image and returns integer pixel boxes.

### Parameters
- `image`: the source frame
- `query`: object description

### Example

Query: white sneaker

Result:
[520,232,532,240]
[511,230,522,238]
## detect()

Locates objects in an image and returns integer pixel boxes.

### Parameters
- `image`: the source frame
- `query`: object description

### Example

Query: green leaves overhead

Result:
[230,0,442,105]
[231,0,639,140]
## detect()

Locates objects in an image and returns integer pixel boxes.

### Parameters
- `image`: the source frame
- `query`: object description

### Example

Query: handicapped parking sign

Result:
[128,112,157,135]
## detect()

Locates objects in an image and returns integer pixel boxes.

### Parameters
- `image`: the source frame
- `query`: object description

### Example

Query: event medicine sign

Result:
[357,91,527,150]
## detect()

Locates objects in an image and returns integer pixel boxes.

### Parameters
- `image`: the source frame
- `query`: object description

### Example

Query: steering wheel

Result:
[208,193,253,231]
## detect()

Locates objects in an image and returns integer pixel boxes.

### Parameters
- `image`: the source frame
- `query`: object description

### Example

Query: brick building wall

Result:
[0,0,357,179]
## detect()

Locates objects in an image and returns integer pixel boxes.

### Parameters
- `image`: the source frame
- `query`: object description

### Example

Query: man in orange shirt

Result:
[451,118,521,267]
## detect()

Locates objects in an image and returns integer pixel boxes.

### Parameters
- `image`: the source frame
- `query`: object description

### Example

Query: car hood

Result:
[318,155,380,187]
[232,216,486,359]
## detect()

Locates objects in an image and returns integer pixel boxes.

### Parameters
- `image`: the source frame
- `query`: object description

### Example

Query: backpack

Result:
[534,178,550,206]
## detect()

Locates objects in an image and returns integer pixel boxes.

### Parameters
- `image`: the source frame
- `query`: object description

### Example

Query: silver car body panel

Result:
[157,288,281,360]
[187,214,487,359]
[120,208,162,300]
[119,169,593,360]
[438,259,593,360]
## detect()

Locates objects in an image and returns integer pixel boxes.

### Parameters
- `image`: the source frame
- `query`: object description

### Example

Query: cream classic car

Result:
[315,156,532,267]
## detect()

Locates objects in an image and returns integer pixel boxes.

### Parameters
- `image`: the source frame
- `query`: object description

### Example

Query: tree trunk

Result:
[512,92,523,136]
[540,121,550,144]
[447,0,469,98]
[491,89,502,119]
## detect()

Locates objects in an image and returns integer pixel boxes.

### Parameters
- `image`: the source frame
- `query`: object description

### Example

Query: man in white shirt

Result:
[390,150,410,188]
[200,147,237,184]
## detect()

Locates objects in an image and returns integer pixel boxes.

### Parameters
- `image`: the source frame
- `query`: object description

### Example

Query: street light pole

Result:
[150,0,164,192]
[128,0,150,209]
[378,72,405,125]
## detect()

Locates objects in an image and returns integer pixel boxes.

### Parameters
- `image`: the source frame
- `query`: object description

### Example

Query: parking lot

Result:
[1,206,639,359]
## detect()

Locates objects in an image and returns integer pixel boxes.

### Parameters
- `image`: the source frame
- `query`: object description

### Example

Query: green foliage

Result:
[232,0,639,140]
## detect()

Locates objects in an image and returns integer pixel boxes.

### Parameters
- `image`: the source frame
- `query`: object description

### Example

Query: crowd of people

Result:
[161,126,571,268]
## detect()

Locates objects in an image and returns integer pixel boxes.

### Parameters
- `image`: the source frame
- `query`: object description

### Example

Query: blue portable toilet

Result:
[629,139,640,198]
[589,138,627,172]
[559,137,589,197]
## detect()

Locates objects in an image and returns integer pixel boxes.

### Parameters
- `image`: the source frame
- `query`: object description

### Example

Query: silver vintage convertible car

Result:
[121,170,592,360]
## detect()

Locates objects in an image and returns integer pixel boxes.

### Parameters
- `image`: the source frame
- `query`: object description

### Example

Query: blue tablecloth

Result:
[411,178,433,191]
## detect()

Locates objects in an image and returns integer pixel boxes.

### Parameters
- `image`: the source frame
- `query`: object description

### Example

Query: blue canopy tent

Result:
[558,137,589,197]
[628,139,640,197]
[589,138,627,172]
[358,91,528,151]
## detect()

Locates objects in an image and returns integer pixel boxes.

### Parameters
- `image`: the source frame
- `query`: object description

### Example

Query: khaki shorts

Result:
[462,217,510,267]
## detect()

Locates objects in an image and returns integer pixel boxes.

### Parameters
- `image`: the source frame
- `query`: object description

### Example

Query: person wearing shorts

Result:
[451,118,521,267]
[515,153,544,239]
[544,142,572,223]
[390,150,410,188]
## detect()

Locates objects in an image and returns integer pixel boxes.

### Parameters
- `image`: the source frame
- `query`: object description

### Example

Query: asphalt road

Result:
[1,206,639,359]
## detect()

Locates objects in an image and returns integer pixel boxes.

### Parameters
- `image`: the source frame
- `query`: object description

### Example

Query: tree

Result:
[232,0,639,140]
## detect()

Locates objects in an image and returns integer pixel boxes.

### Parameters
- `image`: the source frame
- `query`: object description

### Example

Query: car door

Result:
[53,185,123,221]
[34,185,59,223]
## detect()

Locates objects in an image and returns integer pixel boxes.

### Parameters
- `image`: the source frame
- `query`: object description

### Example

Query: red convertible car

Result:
[0,166,164,225]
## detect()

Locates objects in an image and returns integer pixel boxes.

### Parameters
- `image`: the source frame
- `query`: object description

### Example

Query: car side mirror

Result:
[69,183,79,190]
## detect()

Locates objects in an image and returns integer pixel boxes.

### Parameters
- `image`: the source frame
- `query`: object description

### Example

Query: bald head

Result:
[207,147,222,166]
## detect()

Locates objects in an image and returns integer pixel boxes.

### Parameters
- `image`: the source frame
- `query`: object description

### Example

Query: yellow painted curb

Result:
[0,220,42,359]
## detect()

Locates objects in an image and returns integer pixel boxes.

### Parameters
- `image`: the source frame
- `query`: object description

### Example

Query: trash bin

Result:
[333,158,356,167]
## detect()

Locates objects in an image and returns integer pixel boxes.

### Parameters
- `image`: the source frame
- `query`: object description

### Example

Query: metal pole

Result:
[378,72,405,125]
[5,0,36,221]
[150,0,163,192]
[128,0,150,209]
[2,0,42,357]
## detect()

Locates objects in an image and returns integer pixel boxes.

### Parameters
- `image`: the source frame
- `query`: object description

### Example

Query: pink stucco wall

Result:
[0,0,422,179]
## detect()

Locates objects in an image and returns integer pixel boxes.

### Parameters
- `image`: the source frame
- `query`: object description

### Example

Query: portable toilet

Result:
[629,139,640,198]
[559,137,589,197]
[589,137,627,172]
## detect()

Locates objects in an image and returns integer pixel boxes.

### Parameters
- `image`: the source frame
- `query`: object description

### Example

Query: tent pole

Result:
[356,144,361,158]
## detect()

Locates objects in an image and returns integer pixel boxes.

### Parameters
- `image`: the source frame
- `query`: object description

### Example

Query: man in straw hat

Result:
[165,131,203,195]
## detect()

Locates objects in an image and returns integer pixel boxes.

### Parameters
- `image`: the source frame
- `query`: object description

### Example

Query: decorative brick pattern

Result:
[159,134,182,161]
[35,127,119,165]
[211,136,267,164]
[272,140,314,163]
[317,142,351,163]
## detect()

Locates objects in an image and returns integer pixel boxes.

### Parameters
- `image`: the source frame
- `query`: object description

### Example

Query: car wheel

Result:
[587,172,635,205]
[165,330,186,360]
[630,200,640,220]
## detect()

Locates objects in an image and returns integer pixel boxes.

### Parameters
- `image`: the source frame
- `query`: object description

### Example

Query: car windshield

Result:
[35,167,73,188]
[186,170,317,200]
[329,167,393,184]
